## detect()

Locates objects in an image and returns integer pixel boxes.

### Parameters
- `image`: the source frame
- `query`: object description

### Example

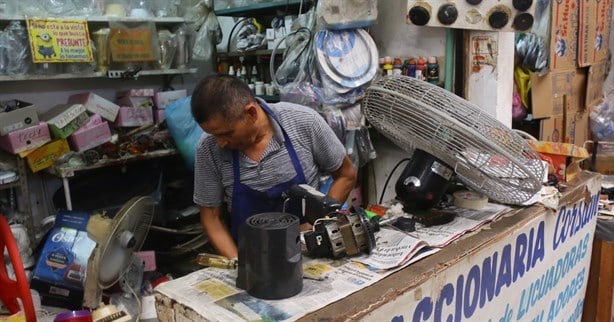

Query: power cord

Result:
[378,158,411,205]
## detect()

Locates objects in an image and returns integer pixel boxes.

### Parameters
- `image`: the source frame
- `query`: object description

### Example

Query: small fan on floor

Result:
[362,76,545,220]
[83,196,155,320]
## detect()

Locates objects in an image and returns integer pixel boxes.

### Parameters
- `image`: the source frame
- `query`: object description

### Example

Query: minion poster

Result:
[26,18,93,63]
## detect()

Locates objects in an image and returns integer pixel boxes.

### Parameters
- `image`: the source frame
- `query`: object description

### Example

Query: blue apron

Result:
[229,102,307,240]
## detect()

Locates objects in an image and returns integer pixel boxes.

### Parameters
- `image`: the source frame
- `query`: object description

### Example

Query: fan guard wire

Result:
[362,76,545,205]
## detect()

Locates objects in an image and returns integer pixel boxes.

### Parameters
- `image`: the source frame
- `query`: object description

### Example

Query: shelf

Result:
[0,15,187,24]
[217,49,278,57]
[214,0,312,17]
[47,148,178,178]
[0,68,197,82]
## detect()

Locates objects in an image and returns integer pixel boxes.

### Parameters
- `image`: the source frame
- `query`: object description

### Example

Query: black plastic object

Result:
[488,9,510,29]
[236,212,302,300]
[437,4,458,25]
[408,5,431,26]
[513,13,534,31]
[513,0,533,11]
[395,149,453,210]
[466,0,482,5]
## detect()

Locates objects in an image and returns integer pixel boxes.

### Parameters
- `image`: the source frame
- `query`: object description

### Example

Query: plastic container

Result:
[54,310,93,322]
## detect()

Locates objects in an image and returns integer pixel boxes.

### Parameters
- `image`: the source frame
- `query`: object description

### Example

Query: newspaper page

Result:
[352,228,428,270]
[407,202,511,247]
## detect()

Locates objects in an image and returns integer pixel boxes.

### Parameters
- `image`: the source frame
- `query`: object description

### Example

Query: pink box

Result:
[68,117,111,152]
[68,92,120,122]
[154,109,165,124]
[116,96,154,109]
[154,89,187,109]
[0,122,51,154]
[114,106,154,127]
[116,88,155,98]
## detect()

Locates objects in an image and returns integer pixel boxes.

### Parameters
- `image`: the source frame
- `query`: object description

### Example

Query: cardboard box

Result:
[578,0,613,67]
[68,115,112,152]
[550,0,579,71]
[116,95,154,108]
[116,88,155,98]
[26,139,70,172]
[594,141,614,174]
[586,60,608,109]
[0,122,51,154]
[0,100,39,136]
[113,106,153,127]
[31,210,95,309]
[42,104,90,139]
[154,109,165,124]
[68,92,120,122]
[530,70,575,119]
[153,89,187,109]
[540,114,565,142]
[528,140,589,182]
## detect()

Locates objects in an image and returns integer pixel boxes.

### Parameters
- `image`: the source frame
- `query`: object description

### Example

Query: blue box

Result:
[31,210,96,309]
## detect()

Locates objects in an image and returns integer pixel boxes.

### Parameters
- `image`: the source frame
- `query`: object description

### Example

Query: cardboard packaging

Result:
[26,139,70,172]
[154,109,165,124]
[578,0,613,67]
[528,140,589,182]
[68,92,120,122]
[153,89,187,109]
[0,122,51,154]
[42,104,90,139]
[116,95,154,108]
[114,106,154,127]
[586,60,608,109]
[0,100,39,136]
[593,141,614,174]
[116,88,155,98]
[550,0,579,71]
[68,114,112,152]
[31,210,96,309]
[531,70,575,119]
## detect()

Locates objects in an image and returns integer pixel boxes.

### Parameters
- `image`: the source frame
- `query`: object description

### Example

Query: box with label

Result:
[540,114,565,142]
[116,95,154,108]
[0,100,39,136]
[31,210,96,309]
[0,122,51,154]
[114,106,153,127]
[42,104,90,139]
[26,139,70,172]
[153,89,187,109]
[578,0,612,67]
[68,92,120,122]
[116,88,155,98]
[550,0,579,71]
[69,115,112,152]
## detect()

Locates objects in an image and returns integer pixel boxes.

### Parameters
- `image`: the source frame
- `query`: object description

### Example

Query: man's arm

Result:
[200,206,238,259]
[327,154,357,204]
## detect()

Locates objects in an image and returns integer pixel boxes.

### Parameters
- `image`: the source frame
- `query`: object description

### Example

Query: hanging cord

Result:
[379,158,412,205]
[226,17,250,54]
[270,27,314,89]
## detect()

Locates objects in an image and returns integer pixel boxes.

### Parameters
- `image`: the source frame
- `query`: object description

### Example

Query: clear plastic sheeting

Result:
[0,21,31,75]
[590,67,614,141]
[192,2,222,62]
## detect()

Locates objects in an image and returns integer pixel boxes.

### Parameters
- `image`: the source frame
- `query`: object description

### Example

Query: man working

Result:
[191,74,356,259]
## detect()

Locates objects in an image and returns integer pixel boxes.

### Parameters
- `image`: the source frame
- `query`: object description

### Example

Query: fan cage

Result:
[363,75,544,205]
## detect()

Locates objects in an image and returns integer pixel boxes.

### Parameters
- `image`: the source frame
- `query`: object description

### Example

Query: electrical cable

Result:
[378,158,412,205]
[226,17,250,54]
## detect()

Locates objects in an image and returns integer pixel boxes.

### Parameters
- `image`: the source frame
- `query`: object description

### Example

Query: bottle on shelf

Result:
[250,65,259,83]
[228,65,236,76]
[427,56,439,84]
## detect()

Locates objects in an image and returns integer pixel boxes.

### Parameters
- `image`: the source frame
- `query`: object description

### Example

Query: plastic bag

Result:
[164,96,207,170]
[590,100,614,141]
[192,11,222,61]
[1,21,30,75]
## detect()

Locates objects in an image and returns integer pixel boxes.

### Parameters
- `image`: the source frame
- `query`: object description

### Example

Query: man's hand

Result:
[199,206,238,259]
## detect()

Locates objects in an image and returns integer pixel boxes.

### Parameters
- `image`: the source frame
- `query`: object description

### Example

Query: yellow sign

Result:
[26,18,93,63]
[109,28,156,62]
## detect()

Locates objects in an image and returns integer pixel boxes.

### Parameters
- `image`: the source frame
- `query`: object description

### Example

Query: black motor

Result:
[236,212,302,300]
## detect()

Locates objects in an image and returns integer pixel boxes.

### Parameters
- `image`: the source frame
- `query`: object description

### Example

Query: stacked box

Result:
[68,114,112,152]
[0,100,39,135]
[42,104,89,139]
[68,93,120,122]
[0,122,51,154]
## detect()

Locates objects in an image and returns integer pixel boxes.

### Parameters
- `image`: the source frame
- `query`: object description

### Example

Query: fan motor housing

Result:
[395,149,453,210]
[236,212,302,300]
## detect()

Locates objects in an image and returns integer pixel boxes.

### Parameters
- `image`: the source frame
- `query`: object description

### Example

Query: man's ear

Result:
[244,102,259,122]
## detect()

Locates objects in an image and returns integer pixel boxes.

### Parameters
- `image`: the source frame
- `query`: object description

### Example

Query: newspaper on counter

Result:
[154,202,513,321]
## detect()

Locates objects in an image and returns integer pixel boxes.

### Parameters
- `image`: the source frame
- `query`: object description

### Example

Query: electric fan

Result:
[82,196,155,314]
[362,75,545,211]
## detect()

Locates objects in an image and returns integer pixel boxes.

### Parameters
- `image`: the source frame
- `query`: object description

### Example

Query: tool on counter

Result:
[194,253,237,270]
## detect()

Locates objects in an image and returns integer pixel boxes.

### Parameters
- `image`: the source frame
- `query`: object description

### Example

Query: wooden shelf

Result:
[215,0,312,17]
[0,15,187,23]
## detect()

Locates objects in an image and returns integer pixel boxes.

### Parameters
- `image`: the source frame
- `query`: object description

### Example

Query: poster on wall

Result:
[26,18,93,63]
[365,175,601,322]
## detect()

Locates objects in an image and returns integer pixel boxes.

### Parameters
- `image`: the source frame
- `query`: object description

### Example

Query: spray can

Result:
[416,57,427,80]
[408,58,417,78]
[427,56,439,84]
